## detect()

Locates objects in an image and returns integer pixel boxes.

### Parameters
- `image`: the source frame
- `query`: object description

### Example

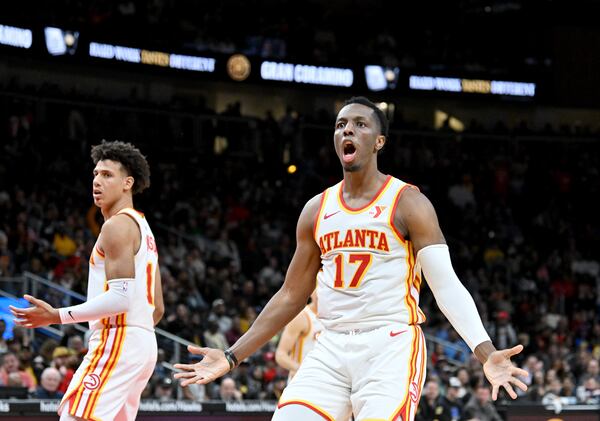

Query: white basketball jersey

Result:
[291,306,324,364]
[88,208,159,332]
[314,175,426,332]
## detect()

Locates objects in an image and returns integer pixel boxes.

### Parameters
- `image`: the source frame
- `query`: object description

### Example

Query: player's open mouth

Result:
[93,190,102,197]
[342,141,356,163]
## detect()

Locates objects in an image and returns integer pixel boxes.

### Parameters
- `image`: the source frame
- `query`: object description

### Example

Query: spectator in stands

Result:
[0,230,14,277]
[577,377,600,404]
[416,379,451,421]
[34,367,64,399]
[489,310,519,351]
[154,377,175,402]
[204,320,229,350]
[0,319,7,354]
[443,377,464,421]
[580,359,600,385]
[463,384,502,421]
[0,352,36,392]
[209,299,232,333]
[219,377,242,402]
[51,346,76,394]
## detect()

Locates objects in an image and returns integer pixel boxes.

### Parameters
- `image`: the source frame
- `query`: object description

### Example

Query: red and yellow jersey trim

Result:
[388,183,416,244]
[337,175,393,214]
[390,325,425,421]
[278,399,335,421]
[66,317,127,420]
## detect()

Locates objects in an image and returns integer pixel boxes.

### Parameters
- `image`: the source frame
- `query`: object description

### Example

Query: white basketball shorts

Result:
[277,323,427,421]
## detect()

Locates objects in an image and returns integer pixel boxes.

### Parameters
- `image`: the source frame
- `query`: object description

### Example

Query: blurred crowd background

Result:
[1,1,600,419]
[0,88,598,416]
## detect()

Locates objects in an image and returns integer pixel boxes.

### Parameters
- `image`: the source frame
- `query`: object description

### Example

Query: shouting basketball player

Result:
[11,141,163,421]
[173,97,528,421]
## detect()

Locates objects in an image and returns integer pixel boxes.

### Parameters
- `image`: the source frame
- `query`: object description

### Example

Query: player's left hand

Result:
[483,344,529,400]
[9,294,61,328]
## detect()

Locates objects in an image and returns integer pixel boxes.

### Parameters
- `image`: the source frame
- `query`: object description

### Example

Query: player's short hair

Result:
[342,96,389,138]
[91,140,150,194]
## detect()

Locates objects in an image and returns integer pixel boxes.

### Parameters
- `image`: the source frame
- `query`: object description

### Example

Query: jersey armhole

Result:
[115,210,143,255]
[389,183,419,243]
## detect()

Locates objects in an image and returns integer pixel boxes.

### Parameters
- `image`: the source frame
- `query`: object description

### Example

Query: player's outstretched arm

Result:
[10,215,137,328]
[174,194,323,387]
[396,188,528,400]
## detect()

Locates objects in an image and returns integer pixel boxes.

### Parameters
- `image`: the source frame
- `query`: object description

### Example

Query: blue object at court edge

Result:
[0,297,29,340]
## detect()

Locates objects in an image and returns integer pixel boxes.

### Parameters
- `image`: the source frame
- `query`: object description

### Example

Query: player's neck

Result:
[101,196,134,220]
[342,166,386,198]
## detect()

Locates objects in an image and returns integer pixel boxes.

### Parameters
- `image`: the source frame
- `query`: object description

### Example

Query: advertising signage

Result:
[0,22,539,100]
[89,41,216,73]
[409,75,536,97]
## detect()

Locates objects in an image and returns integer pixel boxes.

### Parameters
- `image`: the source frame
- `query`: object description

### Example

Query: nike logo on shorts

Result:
[324,211,341,220]
[390,330,407,337]
[68,310,75,320]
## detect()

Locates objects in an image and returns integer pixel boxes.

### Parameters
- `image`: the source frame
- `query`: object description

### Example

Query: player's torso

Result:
[314,176,426,332]
[88,208,159,331]
[292,306,324,363]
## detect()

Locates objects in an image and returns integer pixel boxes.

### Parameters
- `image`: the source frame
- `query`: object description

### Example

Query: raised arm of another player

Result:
[153,263,165,326]
[275,310,309,376]
[174,194,323,386]
[395,188,528,400]
[10,214,138,328]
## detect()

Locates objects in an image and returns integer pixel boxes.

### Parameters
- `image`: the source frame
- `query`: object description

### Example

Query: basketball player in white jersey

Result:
[275,290,322,379]
[174,97,528,420]
[11,140,163,421]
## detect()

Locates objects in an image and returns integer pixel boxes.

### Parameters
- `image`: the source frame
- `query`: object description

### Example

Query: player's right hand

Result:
[173,345,231,386]
[9,294,61,328]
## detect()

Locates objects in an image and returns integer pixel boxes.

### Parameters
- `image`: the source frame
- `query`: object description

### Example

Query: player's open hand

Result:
[173,345,231,386]
[483,344,529,400]
[9,294,61,328]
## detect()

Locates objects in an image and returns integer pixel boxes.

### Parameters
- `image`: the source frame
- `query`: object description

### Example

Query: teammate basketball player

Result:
[275,291,323,379]
[11,141,163,421]
[174,97,528,421]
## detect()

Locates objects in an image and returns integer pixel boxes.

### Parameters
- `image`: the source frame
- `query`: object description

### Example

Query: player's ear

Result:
[374,135,386,152]
[124,176,135,192]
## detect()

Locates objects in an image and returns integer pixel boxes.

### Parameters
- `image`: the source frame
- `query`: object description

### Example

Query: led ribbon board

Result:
[260,61,353,87]
[409,75,535,97]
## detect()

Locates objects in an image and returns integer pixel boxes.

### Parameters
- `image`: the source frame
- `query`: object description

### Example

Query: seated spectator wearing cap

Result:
[443,377,464,421]
[34,367,64,399]
[51,346,76,393]
[488,311,518,351]
[209,299,232,333]
[155,377,174,402]
[0,352,36,392]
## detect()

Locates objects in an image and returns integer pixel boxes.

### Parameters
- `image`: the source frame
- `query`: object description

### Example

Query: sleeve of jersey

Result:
[417,244,491,351]
[58,278,135,324]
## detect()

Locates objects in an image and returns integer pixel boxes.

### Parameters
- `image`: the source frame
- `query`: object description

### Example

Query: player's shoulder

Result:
[395,184,438,223]
[296,192,326,233]
[101,212,139,237]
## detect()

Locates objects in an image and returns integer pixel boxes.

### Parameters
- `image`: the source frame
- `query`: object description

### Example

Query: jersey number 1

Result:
[146,262,155,305]
[334,253,372,288]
